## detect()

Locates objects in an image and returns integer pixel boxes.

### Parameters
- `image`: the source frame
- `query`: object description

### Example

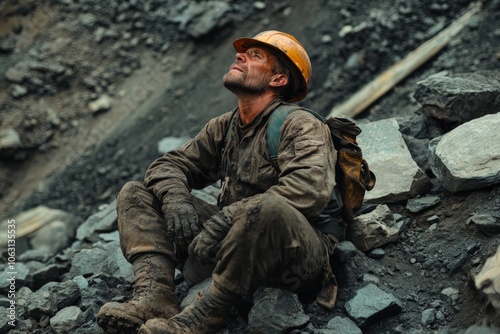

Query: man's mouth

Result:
[230,64,243,72]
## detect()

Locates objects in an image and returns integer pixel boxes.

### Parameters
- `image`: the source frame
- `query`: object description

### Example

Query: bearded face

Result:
[222,47,277,97]
[222,64,272,95]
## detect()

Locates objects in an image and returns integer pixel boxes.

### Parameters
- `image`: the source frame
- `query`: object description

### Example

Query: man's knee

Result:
[119,181,146,196]
[226,193,295,231]
[257,193,291,217]
[117,181,150,208]
[256,193,297,218]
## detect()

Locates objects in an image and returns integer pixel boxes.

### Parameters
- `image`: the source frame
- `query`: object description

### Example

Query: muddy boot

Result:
[96,254,180,334]
[138,282,236,334]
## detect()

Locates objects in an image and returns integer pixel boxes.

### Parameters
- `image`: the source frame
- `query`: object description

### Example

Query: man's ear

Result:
[269,74,288,88]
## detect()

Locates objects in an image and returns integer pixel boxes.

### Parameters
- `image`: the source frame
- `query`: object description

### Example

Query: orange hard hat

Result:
[232,30,312,102]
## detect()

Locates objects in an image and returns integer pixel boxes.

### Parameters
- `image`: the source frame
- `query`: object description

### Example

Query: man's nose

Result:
[235,52,246,62]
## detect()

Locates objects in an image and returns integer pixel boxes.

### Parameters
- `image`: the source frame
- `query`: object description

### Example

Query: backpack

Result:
[267,104,376,222]
[225,103,376,222]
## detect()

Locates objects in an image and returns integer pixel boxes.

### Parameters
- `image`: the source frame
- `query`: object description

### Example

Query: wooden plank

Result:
[328,2,482,119]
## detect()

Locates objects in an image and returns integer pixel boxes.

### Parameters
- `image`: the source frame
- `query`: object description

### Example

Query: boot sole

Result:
[96,309,145,334]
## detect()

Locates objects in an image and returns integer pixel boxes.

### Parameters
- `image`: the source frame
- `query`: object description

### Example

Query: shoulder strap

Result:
[267,104,324,160]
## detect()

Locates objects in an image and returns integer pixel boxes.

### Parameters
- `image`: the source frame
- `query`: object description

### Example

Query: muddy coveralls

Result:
[106,99,341,332]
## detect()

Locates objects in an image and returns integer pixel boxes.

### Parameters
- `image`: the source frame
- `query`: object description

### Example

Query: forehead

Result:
[246,46,278,59]
[244,47,282,68]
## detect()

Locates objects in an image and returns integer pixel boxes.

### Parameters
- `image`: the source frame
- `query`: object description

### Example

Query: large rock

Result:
[50,306,85,334]
[0,206,81,259]
[358,118,431,203]
[429,113,500,192]
[397,113,443,172]
[348,204,400,252]
[22,220,77,262]
[396,113,443,140]
[468,213,500,236]
[248,287,310,334]
[333,241,359,263]
[76,200,117,241]
[68,241,133,282]
[414,71,500,124]
[406,195,441,213]
[25,280,80,319]
[344,283,402,328]
[402,135,432,172]
[326,316,362,334]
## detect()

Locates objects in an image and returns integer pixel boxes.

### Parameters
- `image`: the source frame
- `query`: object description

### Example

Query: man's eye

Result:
[249,50,261,58]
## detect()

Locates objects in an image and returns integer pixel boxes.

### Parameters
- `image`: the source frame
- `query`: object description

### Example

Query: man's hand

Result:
[188,211,232,263]
[162,188,200,251]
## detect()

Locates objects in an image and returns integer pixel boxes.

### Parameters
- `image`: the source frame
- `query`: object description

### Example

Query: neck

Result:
[237,93,278,124]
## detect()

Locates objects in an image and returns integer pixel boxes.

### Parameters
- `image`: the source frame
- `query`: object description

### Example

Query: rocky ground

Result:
[1,0,500,333]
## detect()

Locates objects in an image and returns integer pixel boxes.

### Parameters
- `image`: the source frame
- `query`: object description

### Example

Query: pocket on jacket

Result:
[294,138,325,167]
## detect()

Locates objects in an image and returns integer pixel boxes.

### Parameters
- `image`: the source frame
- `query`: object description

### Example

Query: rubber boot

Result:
[96,254,180,334]
[138,281,236,334]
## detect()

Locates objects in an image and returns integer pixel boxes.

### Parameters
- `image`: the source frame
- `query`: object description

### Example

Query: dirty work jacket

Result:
[145,99,337,223]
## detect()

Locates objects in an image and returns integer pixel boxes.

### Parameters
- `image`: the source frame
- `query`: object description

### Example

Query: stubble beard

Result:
[222,69,269,96]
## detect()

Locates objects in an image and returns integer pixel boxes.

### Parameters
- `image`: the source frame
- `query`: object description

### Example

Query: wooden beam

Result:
[328,2,482,119]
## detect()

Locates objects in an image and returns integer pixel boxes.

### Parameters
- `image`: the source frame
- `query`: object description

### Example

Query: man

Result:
[96,30,341,334]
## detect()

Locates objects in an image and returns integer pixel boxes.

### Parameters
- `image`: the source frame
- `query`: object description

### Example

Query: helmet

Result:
[232,30,312,102]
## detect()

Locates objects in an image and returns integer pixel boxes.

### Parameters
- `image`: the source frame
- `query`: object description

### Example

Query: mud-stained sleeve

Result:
[267,110,337,219]
[145,112,233,202]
